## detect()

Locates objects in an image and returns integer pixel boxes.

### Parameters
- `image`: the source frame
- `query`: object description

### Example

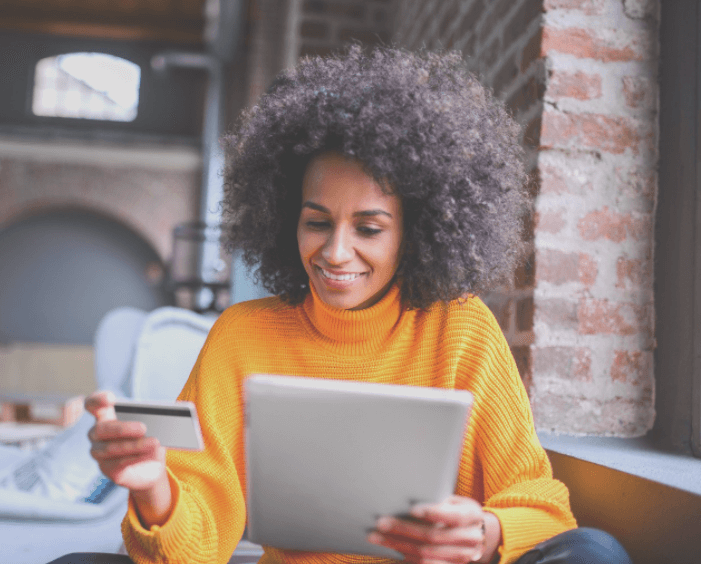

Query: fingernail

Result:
[376,517,393,531]
[410,504,429,518]
[367,532,382,544]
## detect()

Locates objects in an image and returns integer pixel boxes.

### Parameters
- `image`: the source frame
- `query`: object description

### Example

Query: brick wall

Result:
[532,0,658,435]
[394,0,544,390]
[394,0,659,436]
[0,143,200,261]
[296,0,392,58]
[242,0,292,106]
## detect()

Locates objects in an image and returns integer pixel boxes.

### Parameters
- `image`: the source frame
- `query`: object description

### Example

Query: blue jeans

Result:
[47,527,631,564]
[513,528,632,564]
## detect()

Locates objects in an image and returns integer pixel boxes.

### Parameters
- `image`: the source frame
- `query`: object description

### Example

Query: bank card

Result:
[113,399,204,451]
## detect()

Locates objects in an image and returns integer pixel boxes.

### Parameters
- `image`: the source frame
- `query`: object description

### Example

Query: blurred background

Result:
[0,0,692,451]
[4,5,701,561]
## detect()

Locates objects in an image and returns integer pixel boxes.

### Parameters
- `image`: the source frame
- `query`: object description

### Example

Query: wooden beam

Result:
[0,0,205,21]
[0,17,203,44]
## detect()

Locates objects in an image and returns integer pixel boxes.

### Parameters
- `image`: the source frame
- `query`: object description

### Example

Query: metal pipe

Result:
[151,52,226,310]
[152,0,246,311]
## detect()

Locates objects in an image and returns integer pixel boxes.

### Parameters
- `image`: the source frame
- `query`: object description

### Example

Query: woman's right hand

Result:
[86,391,173,527]
[86,391,166,491]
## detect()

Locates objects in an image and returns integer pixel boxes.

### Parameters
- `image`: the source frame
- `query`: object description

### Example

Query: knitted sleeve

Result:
[457,305,577,564]
[120,307,248,564]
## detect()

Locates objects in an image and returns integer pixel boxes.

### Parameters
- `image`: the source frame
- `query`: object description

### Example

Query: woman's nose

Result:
[322,227,354,264]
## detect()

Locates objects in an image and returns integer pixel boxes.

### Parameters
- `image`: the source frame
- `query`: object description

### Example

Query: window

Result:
[32,53,141,122]
[655,0,701,457]
[0,31,205,142]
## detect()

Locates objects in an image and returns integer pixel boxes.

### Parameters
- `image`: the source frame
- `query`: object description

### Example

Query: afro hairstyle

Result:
[223,45,529,309]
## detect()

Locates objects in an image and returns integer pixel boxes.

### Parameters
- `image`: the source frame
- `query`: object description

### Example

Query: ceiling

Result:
[0,0,207,44]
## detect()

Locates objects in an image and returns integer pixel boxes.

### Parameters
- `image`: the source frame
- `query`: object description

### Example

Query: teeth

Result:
[321,269,361,281]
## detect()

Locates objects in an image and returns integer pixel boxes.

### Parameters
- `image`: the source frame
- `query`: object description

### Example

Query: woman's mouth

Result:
[318,267,364,282]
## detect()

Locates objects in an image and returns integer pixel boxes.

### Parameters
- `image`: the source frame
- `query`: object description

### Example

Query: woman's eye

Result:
[305,221,330,230]
[358,226,382,236]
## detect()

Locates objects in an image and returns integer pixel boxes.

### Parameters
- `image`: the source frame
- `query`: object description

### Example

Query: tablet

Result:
[244,375,473,558]
[114,399,204,451]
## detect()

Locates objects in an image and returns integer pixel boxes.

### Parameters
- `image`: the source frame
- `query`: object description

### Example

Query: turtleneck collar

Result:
[300,282,404,353]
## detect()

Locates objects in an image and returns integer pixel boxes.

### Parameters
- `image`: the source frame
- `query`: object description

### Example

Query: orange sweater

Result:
[122,284,576,564]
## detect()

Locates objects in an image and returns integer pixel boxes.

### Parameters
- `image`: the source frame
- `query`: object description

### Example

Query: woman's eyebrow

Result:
[354,209,393,219]
[301,201,330,213]
[301,201,393,218]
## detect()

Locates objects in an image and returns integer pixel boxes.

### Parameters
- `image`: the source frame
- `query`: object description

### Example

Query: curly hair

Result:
[223,45,529,309]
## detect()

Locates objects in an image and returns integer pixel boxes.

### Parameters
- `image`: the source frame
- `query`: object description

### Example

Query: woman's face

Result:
[297,152,403,310]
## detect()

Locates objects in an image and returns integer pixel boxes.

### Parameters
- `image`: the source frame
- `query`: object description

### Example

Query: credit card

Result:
[114,399,204,451]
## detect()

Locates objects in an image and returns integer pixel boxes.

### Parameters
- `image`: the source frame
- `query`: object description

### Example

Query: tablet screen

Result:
[244,375,472,558]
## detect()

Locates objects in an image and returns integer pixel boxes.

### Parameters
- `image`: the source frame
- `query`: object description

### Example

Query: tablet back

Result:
[244,375,473,559]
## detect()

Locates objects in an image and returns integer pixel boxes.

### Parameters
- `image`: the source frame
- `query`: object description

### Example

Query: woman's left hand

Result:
[367,495,501,564]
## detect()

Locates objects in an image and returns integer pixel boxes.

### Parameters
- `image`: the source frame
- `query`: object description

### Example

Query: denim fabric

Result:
[513,528,632,564]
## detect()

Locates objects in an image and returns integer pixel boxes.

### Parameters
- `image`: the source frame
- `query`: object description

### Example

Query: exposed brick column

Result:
[531,0,658,435]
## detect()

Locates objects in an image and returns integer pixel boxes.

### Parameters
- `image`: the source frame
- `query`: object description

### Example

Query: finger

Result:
[89,420,146,442]
[91,436,160,460]
[445,494,474,505]
[410,499,483,528]
[376,517,482,546]
[368,532,478,564]
[404,549,482,564]
[376,517,447,544]
[85,391,117,422]
[101,452,165,488]
[101,451,156,473]
[408,543,479,564]
[84,391,114,413]
[368,531,422,557]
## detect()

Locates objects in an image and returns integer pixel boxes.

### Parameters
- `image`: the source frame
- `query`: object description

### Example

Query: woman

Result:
[73,46,631,564]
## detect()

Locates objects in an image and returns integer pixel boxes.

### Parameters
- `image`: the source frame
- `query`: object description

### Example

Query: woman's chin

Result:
[314,285,367,310]
[317,289,365,310]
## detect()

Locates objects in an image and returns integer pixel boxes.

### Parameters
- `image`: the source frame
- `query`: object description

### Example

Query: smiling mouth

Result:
[318,267,364,282]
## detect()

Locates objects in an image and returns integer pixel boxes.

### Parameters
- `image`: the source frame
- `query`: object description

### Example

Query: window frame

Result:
[0,30,206,144]
[655,0,701,457]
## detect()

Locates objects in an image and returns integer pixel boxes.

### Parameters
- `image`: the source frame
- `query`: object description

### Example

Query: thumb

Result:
[85,390,117,422]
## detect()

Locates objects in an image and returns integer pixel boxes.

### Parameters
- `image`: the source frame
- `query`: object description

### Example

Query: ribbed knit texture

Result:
[122,285,576,564]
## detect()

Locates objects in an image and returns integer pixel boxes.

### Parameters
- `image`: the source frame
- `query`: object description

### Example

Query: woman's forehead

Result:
[301,152,400,214]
